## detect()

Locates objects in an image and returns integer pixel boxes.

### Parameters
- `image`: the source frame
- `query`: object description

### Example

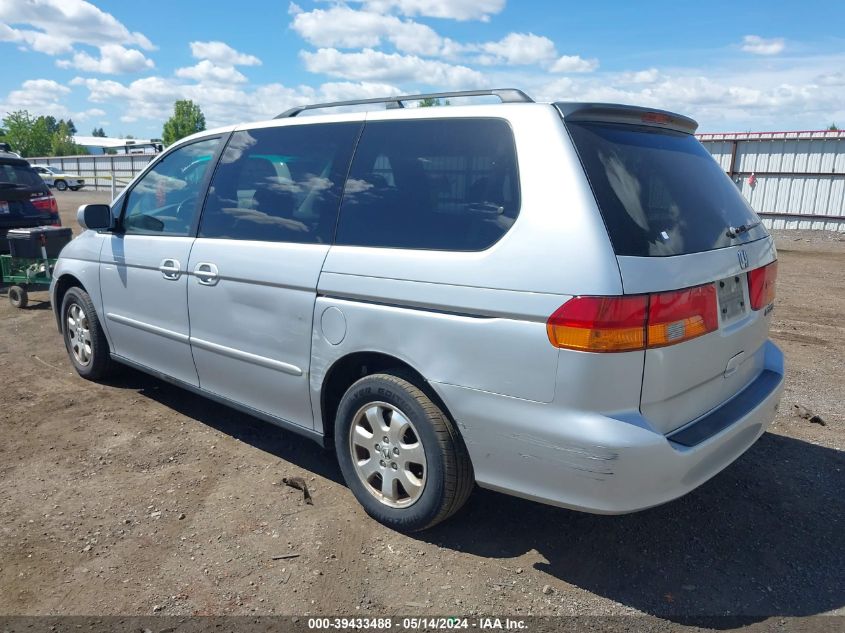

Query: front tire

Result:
[61,287,115,380]
[335,372,474,531]
[55,179,68,191]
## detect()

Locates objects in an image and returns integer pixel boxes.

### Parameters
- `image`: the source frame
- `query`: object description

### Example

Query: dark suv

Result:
[0,149,61,253]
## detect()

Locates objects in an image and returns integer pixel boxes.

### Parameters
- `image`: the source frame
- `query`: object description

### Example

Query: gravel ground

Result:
[0,192,842,627]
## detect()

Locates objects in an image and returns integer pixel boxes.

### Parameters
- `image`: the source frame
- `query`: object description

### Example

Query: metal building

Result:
[698,130,845,231]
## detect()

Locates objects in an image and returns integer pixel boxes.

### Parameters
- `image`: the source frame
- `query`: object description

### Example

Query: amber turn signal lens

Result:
[547,283,720,352]
[546,295,648,352]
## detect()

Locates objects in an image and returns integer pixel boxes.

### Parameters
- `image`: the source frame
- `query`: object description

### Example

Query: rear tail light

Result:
[30,193,60,225]
[647,285,718,347]
[748,261,777,310]
[31,193,58,214]
[547,283,719,352]
[546,296,647,352]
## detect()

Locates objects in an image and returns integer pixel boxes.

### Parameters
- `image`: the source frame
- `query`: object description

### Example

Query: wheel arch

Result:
[53,273,86,331]
[319,351,454,448]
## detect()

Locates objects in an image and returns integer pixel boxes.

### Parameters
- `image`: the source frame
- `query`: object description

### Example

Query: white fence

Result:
[27,153,155,196]
[698,130,845,231]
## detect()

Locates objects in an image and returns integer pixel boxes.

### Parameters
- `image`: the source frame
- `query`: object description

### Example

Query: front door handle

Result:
[159,258,182,280]
[194,262,219,286]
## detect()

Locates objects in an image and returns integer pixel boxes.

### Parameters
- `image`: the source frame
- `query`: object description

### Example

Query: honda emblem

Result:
[737,249,750,270]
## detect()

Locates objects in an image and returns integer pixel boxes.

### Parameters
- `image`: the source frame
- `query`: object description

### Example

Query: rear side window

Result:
[567,122,765,257]
[335,118,520,251]
[199,123,361,244]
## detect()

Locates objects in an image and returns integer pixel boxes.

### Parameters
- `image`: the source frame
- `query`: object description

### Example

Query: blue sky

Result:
[1,0,843,137]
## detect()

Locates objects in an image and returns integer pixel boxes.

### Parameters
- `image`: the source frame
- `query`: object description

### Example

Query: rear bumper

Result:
[433,340,784,514]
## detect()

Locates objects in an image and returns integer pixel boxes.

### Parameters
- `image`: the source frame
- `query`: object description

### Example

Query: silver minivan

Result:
[51,89,784,531]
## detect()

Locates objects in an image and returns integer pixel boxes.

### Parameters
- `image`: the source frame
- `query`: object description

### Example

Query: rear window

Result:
[335,118,520,251]
[566,122,766,257]
[0,161,44,190]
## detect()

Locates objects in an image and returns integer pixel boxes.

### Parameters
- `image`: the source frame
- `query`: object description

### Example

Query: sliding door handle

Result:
[194,262,219,286]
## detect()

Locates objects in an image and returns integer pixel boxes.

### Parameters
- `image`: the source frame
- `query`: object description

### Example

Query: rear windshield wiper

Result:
[726,219,762,238]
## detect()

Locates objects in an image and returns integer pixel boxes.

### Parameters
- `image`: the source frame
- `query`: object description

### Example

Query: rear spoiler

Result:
[555,102,698,135]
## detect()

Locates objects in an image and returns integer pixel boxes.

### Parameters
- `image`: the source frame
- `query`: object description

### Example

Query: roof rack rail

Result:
[275,88,534,118]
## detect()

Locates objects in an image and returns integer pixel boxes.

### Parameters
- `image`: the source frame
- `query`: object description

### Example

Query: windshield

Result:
[566,122,766,257]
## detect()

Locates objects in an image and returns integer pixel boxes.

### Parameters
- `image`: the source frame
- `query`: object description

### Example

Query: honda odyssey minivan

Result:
[51,89,784,531]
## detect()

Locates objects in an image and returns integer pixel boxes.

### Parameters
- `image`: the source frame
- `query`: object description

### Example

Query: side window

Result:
[122,137,220,236]
[335,118,520,251]
[198,123,361,244]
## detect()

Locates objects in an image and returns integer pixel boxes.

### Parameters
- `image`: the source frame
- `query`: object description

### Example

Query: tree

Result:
[92,127,106,137]
[50,121,87,156]
[43,115,58,135]
[418,97,450,107]
[65,118,77,135]
[829,123,839,131]
[1,110,52,157]
[162,99,206,146]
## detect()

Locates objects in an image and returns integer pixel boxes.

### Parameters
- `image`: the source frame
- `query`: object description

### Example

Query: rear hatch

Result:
[0,159,57,233]
[560,104,776,434]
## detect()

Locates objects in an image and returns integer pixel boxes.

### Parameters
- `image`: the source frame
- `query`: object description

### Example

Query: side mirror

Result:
[77,204,114,231]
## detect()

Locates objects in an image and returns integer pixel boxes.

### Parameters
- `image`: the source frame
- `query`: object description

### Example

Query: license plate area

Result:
[717,274,746,323]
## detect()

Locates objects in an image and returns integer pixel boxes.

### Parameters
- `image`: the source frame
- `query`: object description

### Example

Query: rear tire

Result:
[8,285,28,309]
[335,372,474,531]
[55,179,68,191]
[61,287,115,380]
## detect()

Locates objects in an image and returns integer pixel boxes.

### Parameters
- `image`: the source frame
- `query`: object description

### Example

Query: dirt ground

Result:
[1,190,843,625]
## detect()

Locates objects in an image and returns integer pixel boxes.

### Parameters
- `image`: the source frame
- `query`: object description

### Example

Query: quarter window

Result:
[198,123,361,243]
[335,118,520,251]
[122,137,220,236]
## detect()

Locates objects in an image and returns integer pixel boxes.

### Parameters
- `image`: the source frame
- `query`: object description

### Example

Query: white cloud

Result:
[71,74,406,127]
[176,60,248,84]
[0,78,106,123]
[470,33,598,72]
[818,71,845,86]
[4,79,69,109]
[6,1,834,137]
[56,44,153,74]
[289,6,596,75]
[548,54,598,73]
[741,35,785,56]
[301,48,486,89]
[189,41,261,66]
[530,54,845,132]
[0,0,153,55]
[618,68,661,84]
[291,6,449,56]
[479,33,557,66]
[357,0,505,21]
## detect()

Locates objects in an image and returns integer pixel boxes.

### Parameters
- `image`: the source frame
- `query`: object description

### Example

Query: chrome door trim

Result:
[106,312,190,343]
[189,336,303,376]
